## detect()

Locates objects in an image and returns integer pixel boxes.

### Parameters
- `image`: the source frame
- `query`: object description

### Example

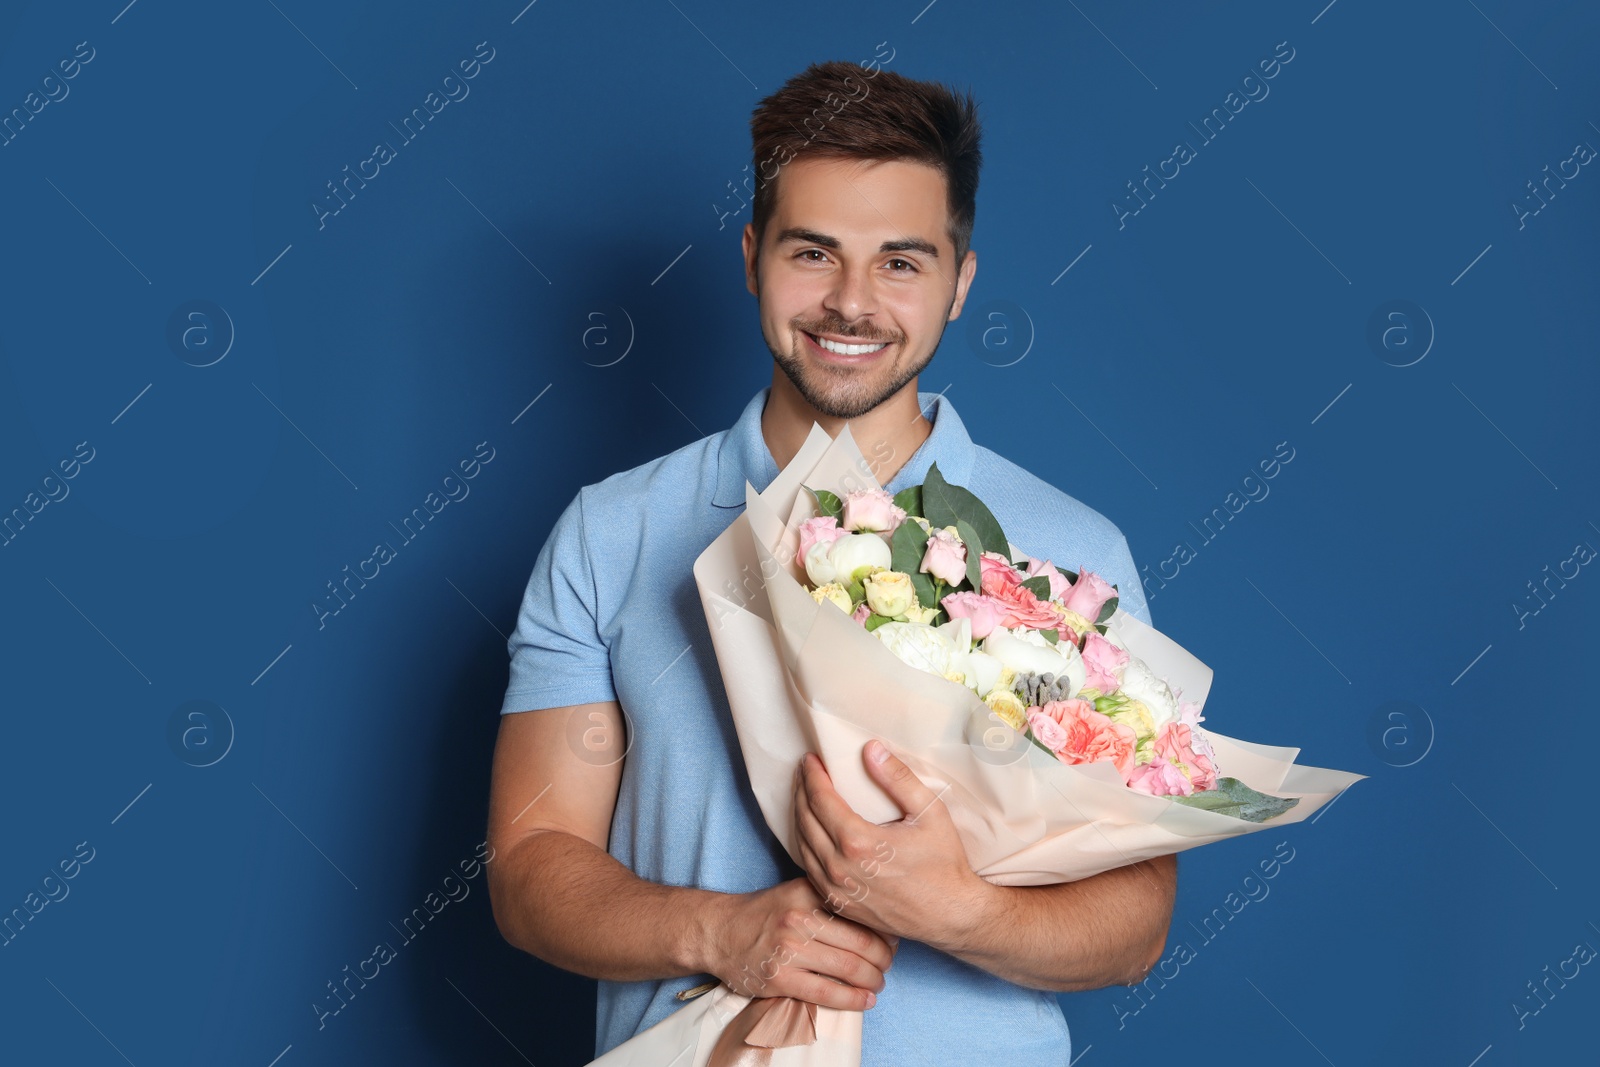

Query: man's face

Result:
[742,156,977,420]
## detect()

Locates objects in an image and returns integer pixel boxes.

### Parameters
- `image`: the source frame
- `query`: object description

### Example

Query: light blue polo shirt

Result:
[501,384,1151,1065]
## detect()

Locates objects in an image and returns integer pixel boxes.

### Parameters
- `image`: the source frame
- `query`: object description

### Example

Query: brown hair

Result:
[748,59,982,264]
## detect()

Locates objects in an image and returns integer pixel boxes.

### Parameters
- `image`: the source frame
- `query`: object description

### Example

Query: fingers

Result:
[789,972,878,1012]
[798,753,868,841]
[739,883,887,1011]
[863,740,938,822]
[789,938,885,995]
[811,912,895,975]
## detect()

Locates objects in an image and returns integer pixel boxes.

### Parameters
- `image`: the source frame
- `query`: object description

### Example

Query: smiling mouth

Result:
[804,331,891,358]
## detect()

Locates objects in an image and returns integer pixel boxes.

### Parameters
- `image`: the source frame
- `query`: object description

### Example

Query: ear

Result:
[742,222,760,297]
[947,248,978,321]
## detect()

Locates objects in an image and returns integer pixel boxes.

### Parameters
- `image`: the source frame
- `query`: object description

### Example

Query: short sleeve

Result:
[499,488,617,715]
[1105,532,1152,629]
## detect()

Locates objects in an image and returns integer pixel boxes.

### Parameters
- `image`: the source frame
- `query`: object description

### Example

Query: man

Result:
[487,60,1175,1064]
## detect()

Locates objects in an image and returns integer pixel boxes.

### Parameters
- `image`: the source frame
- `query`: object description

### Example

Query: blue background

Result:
[1,1,1595,1064]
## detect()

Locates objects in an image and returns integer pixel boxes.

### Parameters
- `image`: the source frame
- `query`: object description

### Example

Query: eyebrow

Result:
[773,227,940,258]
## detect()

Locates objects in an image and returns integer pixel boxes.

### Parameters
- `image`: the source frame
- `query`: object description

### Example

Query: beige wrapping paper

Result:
[586,420,1364,1065]
[585,986,862,1067]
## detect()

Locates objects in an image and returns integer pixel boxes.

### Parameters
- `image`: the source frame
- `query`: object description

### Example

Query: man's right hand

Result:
[705,877,897,1011]
[488,706,895,1010]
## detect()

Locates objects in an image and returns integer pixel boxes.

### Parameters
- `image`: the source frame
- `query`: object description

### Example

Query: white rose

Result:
[1118,656,1180,729]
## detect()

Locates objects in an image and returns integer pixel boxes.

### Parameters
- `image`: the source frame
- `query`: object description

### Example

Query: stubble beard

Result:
[768,336,933,420]
[765,304,953,420]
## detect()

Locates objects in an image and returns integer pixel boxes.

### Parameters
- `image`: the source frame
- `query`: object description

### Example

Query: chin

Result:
[782,359,914,421]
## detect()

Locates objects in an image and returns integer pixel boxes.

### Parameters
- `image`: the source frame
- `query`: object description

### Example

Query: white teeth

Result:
[812,334,887,356]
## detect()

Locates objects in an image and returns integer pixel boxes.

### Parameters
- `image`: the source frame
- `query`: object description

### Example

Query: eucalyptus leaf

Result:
[890,521,938,609]
[863,613,893,632]
[1020,575,1053,602]
[1168,791,1242,818]
[955,518,984,593]
[1171,777,1300,823]
[1040,628,1059,645]
[922,462,1008,563]
[892,485,922,518]
[807,486,842,519]
[1097,595,1119,624]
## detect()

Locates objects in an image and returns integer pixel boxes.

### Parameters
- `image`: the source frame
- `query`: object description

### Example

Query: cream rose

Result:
[809,582,854,615]
[984,688,1028,731]
[864,570,916,617]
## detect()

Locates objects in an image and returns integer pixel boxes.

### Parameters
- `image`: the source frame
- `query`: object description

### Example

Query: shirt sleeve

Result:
[1105,531,1152,628]
[499,487,618,715]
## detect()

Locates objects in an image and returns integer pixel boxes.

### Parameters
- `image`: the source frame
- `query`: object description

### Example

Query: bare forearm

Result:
[935,855,1176,993]
[490,828,723,982]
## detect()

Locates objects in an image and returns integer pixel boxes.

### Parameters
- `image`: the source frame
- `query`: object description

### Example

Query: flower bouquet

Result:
[585,420,1363,1067]
[794,462,1293,818]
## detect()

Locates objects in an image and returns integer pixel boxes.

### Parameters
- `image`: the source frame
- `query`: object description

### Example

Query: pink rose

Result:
[920,527,968,585]
[841,489,906,534]
[795,516,848,569]
[978,551,1024,598]
[1125,758,1195,797]
[1080,632,1129,693]
[1024,557,1073,601]
[1025,707,1069,754]
[990,583,1065,632]
[940,591,1006,640]
[1062,567,1117,623]
[851,602,871,625]
[1036,699,1137,778]
[1154,723,1218,791]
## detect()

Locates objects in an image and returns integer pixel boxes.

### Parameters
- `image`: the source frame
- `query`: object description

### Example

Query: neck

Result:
[761,369,932,486]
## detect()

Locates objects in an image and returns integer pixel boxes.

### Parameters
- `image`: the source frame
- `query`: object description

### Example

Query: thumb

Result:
[863,740,938,822]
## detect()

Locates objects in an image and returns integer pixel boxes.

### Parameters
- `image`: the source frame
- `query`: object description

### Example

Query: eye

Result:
[886,258,917,273]
[797,249,829,263]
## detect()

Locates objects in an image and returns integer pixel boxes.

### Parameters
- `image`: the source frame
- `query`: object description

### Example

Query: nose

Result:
[822,259,878,327]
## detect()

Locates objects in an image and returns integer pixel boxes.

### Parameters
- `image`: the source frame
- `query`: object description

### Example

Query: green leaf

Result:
[1096,595,1119,624]
[922,462,1008,566]
[863,613,894,632]
[890,521,938,609]
[1168,791,1242,818]
[955,518,985,593]
[806,486,842,519]
[1171,777,1300,823]
[1039,628,1059,645]
[1020,575,1053,602]
[892,485,922,518]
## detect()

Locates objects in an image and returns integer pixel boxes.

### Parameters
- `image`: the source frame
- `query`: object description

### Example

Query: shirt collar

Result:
[711,386,976,508]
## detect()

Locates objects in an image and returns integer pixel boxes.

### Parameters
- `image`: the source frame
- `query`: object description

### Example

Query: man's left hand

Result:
[792,740,995,949]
